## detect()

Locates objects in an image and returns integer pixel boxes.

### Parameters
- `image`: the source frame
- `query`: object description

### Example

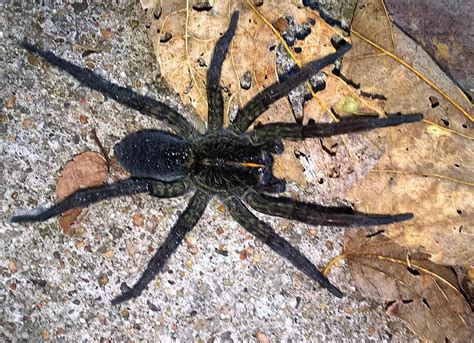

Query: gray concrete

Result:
[1,2,417,341]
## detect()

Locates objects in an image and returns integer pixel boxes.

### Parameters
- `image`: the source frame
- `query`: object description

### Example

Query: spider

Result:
[12,12,423,305]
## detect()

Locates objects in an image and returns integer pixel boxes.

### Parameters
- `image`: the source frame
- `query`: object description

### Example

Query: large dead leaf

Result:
[341,0,473,266]
[55,151,108,234]
[144,1,473,266]
[340,230,473,342]
[146,0,355,186]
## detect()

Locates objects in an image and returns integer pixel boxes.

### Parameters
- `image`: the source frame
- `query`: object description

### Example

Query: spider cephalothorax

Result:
[12,12,422,305]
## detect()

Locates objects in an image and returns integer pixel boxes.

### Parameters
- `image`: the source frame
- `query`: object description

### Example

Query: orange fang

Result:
[238,162,265,168]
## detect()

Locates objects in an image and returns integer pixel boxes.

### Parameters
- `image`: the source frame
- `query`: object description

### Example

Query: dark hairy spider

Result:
[12,12,422,305]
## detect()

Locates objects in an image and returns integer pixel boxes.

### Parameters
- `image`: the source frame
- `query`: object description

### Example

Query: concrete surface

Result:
[1,2,418,341]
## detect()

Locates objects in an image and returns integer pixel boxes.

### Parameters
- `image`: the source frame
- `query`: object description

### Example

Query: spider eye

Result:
[114,130,193,182]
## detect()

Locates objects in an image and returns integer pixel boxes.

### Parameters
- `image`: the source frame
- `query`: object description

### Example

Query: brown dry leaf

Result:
[55,151,108,234]
[145,0,473,267]
[340,0,473,266]
[147,0,348,186]
[343,230,473,342]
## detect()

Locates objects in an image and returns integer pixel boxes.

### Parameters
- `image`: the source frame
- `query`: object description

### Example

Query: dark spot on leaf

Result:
[456,209,462,215]
[240,71,252,90]
[192,2,212,12]
[402,299,414,304]
[320,138,338,157]
[153,7,162,20]
[454,163,460,168]
[318,178,324,184]
[294,47,302,53]
[407,266,420,276]
[365,230,385,238]
[422,298,431,309]
[160,32,172,43]
[294,150,309,160]
[441,118,449,127]
[429,96,439,108]
[269,45,276,52]
[385,300,396,311]
[295,25,311,40]
[197,57,206,67]
[328,165,340,178]
[360,90,387,100]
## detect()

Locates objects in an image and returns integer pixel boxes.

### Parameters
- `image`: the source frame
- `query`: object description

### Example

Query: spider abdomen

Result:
[114,130,194,182]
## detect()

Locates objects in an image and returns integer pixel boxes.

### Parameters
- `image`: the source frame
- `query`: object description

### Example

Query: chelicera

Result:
[12,12,422,305]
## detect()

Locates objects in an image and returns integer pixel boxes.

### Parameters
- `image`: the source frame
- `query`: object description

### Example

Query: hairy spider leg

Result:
[249,113,423,143]
[21,41,198,139]
[229,43,352,134]
[10,179,188,223]
[225,197,343,298]
[112,190,210,305]
[207,11,239,132]
[245,191,413,227]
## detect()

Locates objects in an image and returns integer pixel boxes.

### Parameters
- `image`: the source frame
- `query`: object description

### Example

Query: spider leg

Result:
[229,43,352,134]
[224,197,343,298]
[245,191,413,227]
[10,178,187,223]
[249,113,423,143]
[207,12,239,132]
[111,190,210,305]
[21,41,198,139]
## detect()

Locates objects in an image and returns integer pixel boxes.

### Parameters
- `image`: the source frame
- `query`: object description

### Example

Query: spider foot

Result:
[109,190,209,305]
[10,179,153,223]
[226,197,344,298]
[245,191,414,227]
